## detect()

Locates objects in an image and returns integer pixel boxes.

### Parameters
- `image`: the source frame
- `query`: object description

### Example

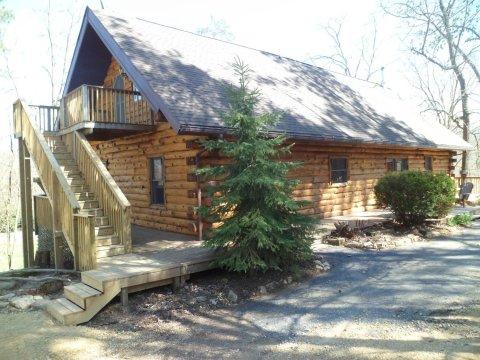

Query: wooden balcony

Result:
[34,85,156,140]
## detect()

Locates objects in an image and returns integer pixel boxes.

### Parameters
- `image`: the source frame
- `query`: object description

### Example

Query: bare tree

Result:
[42,0,77,105]
[196,16,235,42]
[311,17,383,82]
[384,0,480,176]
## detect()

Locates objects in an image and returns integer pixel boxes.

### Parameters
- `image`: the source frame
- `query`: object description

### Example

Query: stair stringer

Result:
[47,278,121,325]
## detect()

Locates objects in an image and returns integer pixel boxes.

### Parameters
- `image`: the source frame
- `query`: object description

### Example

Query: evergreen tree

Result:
[196,58,317,273]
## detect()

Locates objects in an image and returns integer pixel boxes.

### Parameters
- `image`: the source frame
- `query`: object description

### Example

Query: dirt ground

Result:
[0,225,478,360]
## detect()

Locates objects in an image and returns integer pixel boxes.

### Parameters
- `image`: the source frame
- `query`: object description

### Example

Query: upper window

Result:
[330,158,348,183]
[425,156,433,172]
[151,157,165,206]
[387,158,408,172]
[133,84,142,102]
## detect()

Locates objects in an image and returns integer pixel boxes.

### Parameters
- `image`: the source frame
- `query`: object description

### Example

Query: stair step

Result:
[71,184,90,192]
[64,170,82,177]
[66,178,85,186]
[64,282,102,309]
[80,208,104,217]
[78,200,99,209]
[59,164,79,172]
[96,245,125,258]
[46,298,84,325]
[74,192,95,201]
[54,153,74,160]
[57,159,77,167]
[96,234,119,246]
[51,146,68,154]
[95,225,114,236]
[95,216,110,226]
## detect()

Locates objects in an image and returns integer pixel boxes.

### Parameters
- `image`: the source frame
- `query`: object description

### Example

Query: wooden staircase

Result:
[47,273,121,325]
[48,137,125,259]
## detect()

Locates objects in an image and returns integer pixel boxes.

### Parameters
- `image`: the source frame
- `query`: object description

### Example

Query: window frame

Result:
[425,156,433,172]
[330,157,349,184]
[386,158,408,172]
[150,157,166,206]
[133,84,142,102]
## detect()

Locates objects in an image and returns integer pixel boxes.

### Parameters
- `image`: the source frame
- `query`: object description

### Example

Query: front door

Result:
[114,75,126,123]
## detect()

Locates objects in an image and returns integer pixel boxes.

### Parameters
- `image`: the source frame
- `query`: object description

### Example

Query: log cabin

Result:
[13,7,471,324]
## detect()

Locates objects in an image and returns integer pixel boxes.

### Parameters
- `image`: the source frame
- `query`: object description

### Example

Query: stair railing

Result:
[13,99,96,271]
[69,131,132,253]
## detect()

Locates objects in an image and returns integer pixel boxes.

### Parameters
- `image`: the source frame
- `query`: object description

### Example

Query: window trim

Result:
[133,84,142,102]
[330,157,349,184]
[386,158,408,172]
[425,156,433,172]
[150,157,166,206]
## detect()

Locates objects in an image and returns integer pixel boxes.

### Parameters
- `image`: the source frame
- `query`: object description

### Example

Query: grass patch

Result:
[447,214,473,227]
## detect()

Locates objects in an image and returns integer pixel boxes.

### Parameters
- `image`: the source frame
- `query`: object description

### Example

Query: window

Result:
[151,157,165,205]
[386,158,408,172]
[425,156,433,172]
[133,84,142,102]
[330,158,348,183]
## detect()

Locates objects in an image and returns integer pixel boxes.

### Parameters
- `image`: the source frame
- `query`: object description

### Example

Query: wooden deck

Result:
[47,225,216,325]
[89,225,216,291]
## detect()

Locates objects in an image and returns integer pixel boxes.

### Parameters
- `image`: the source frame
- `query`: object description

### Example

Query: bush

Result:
[374,171,456,225]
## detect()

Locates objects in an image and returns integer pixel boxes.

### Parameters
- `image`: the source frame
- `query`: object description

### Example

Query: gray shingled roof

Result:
[86,8,471,150]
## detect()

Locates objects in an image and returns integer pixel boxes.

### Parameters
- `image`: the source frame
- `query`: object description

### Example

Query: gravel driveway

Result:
[231,224,480,359]
[0,225,478,359]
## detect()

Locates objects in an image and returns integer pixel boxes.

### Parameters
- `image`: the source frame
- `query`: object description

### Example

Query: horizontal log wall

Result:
[91,122,205,235]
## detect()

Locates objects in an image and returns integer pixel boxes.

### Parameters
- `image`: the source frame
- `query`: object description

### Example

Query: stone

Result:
[39,280,64,294]
[195,295,207,303]
[322,262,331,271]
[0,293,15,301]
[10,295,35,310]
[326,238,345,246]
[0,301,9,308]
[286,276,293,284]
[31,299,50,310]
[0,281,16,291]
[227,290,238,303]
[265,282,277,291]
[315,264,324,271]
[209,298,218,306]
[363,241,374,249]
[258,286,267,295]
[33,295,43,300]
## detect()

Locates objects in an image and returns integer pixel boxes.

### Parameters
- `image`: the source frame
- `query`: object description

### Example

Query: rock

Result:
[286,276,293,284]
[258,286,267,295]
[420,229,433,239]
[363,241,374,249]
[39,280,64,294]
[322,262,331,271]
[266,282,277,291]
[0,293,15,301]
[0,281,16,291]
[221,278,229,284]
[346,241,361,248]
[31,299,50,310]
[33,295,43,300]
[10,295,35,310]
[209,298,218,306]
[0,301,9,308]
[326,238,345,246]
[195,295,207,303]
[315,264,324,271]
[227,290,238,303]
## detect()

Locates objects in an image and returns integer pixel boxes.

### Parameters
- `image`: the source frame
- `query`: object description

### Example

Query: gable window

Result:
[425,156,433,172]
[330,158,348,183]
[386,158,408,172]
[133,84,142,102]
[151,157,165,205]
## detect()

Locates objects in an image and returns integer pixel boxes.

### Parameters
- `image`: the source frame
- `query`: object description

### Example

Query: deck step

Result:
[80,208,104,217]
[66,178,85,186]
[59,164,79,172]
[46,298,84,325]
[64,282,102,309]
[53,153,74,160]
[64,170,82,177]
[95,225,114,236]
[95,216,110,226]
[51,146,68,154]
[74,192,95,201]
[96,245,124,258]
[70,184,90,192]
[78,200,99,209]
[96,234,119,246]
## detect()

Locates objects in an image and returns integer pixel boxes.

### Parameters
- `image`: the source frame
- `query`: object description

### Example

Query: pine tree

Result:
[196,58,317,273]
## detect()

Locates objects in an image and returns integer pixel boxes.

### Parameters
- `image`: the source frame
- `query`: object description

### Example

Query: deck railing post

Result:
[82,85,89,123]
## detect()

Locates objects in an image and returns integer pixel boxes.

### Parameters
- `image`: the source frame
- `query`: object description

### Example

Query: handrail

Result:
[13,99,82,259]
[71,131,132,252]
[60,84,154,130]
[29,105,60,132]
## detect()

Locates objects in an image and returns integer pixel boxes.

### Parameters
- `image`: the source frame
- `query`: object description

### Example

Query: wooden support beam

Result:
[18,139,34,268]
[121,287,128,306]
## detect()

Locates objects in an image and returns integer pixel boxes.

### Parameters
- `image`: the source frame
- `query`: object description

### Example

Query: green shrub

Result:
[374,171,456,225]
[447,214,472,226]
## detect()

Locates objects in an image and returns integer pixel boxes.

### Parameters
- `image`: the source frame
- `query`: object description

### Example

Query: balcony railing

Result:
[59,85,154,130]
